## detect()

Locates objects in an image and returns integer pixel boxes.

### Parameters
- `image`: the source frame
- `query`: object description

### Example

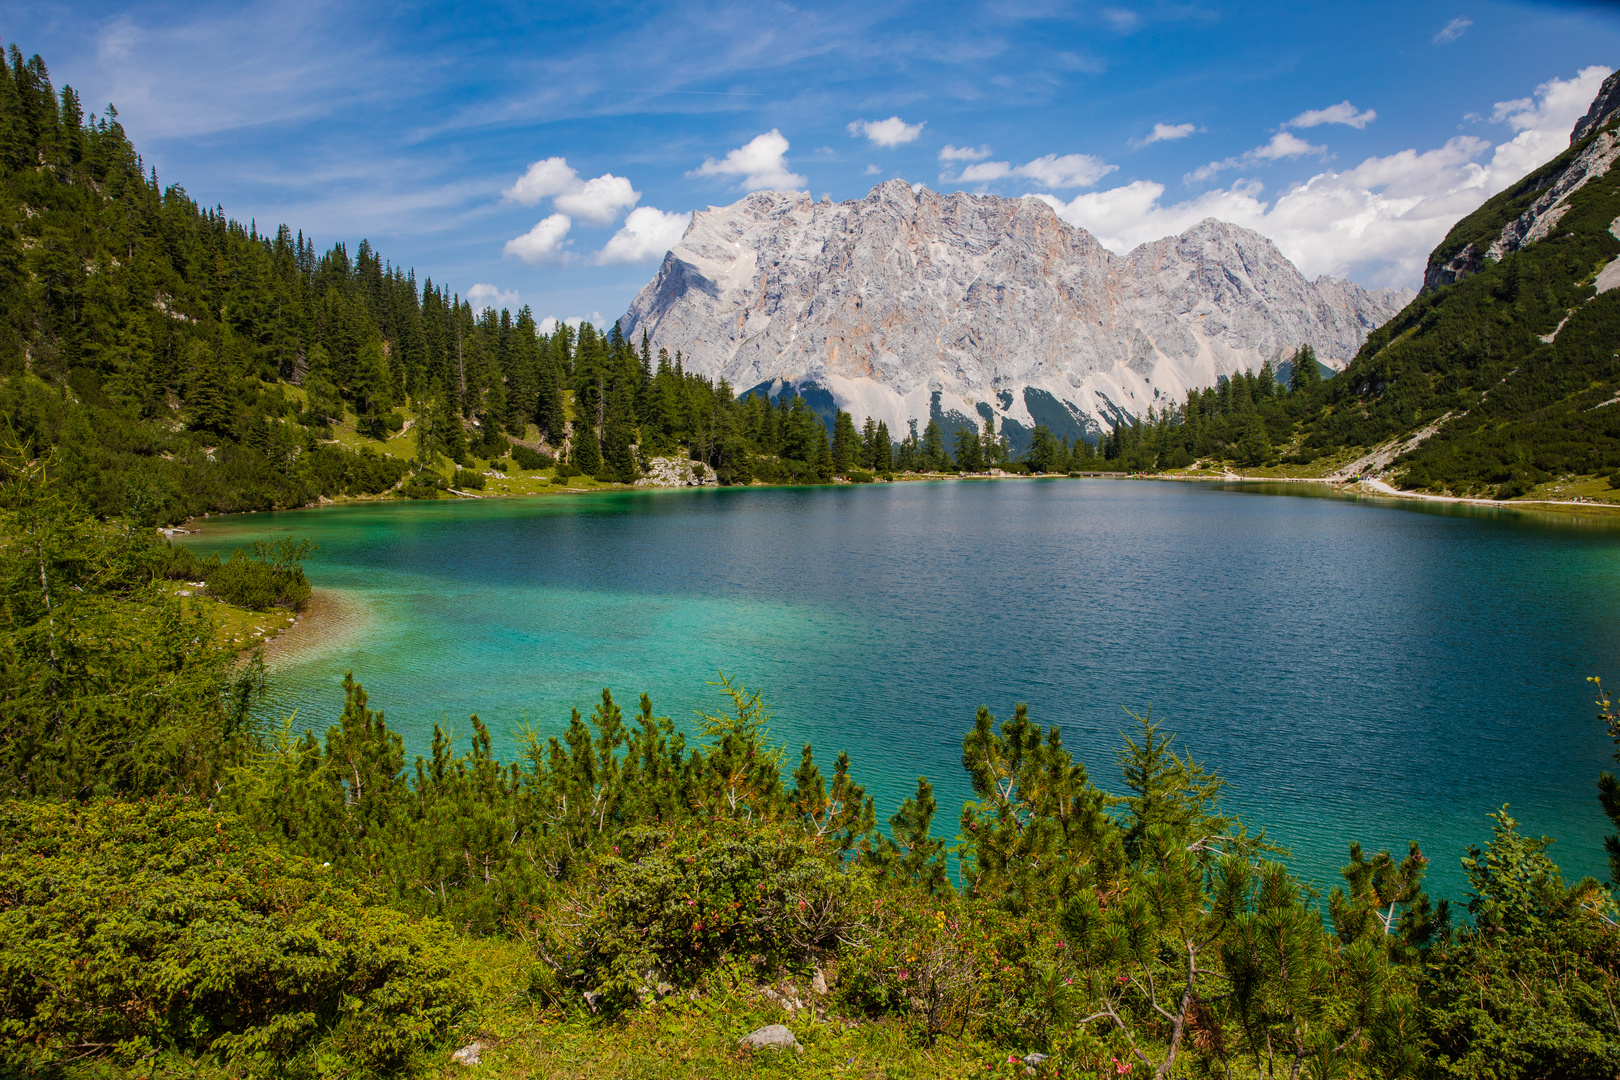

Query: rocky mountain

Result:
[1423,76,1620,293]
[622,180,1411,444]
[1300,70,1620,498]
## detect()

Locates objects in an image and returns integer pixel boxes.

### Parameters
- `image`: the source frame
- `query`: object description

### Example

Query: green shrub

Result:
[511,444,554,471]
[453,468,485,490]
[359,410,405,441]
[848,469,875,483]
[205,538,313,611]
[0,798,470,1075]
[530,820,855,1011]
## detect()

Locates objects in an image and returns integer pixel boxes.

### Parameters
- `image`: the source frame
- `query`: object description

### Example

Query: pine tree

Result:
[831,410,859,474]
[954,424,981,471]
[922,418,947,470]
[185,340,233,439]
[1290,343,1321,391]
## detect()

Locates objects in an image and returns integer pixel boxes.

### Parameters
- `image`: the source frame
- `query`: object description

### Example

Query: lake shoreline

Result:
[179,465,1620,533]
[252,588,368,668]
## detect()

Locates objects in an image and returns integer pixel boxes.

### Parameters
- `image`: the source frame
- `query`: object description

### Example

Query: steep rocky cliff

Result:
[622,180,1410,441]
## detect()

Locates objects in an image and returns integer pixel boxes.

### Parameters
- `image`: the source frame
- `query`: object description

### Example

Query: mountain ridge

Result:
[622,181,1409,446]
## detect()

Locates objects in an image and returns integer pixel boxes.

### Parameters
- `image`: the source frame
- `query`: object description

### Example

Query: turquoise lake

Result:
[183,479,1620,904]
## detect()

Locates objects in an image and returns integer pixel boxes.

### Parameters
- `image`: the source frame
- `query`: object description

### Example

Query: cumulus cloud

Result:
[596,206,692,264]
[554,173,640,225]
[939,144,992,161]
[1137,122,1199,147]
[504,213,572,263]
[1433,17,1472,44]
[864,164,883,175]
[466,283,520,313]
[1487,65,1611,179]
[502,157,639,225]
[1028,65,1612,289]
[1285,101,1377,130]
[1186,131,1327,183]
[689,130,807,190]
[848,116,925,147]
[504,157,579,205]
[949,152,1116,188]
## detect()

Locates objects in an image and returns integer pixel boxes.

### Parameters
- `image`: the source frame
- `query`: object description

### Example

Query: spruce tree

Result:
[185,340,233,439]
[1290,343,1321,391]
[873,420,892,472]
[921,418,946,470]
[831,410,859,474]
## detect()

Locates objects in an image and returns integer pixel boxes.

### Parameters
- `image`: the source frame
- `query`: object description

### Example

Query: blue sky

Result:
[11,1,1620,327]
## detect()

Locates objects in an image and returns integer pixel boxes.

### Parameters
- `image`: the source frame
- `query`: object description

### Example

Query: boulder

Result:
[739,1024,799,1051]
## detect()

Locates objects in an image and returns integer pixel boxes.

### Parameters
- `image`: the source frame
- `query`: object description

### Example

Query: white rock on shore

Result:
[634,456,718,488]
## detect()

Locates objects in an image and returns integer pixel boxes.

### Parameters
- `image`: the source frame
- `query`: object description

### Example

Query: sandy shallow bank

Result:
[256,589,369,667]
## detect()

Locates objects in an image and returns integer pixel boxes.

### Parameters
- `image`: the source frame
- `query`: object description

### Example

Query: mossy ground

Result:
[415,939,1004,1080]
[157,579,299,652]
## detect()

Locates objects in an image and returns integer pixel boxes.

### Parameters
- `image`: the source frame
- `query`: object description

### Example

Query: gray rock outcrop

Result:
[739,1024,799,1050]
[1572,69,1620,145]
[622,180,1409,440]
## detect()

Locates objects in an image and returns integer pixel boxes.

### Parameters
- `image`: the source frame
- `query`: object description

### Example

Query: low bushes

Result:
[0,798,470,1075]
[510,444,553,471]
[453,468,485,490]
[167,538,312,611]
[527,820,856,1011]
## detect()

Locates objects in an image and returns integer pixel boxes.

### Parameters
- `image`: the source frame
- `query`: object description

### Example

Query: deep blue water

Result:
[185,479,1620,903]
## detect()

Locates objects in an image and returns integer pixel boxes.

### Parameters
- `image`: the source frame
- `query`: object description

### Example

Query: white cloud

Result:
[864,164,883,175]
[1031,66,1613,290]
[1433,17,1472,44]
[561,313,605,331]
[466,283,520,313]
[1138,122,1198,146]
[847,116,925,147]
[939,144,993,161]
[596,206,692,264]
[950,152,1116,188]
[504,157,580,205]
[503,157,639,225]
[504,213,572,263]
[537,316,559,335]
[1187,131,1328,182]
[1285,101,1377,130]
[554,173,640,225]
[1101,7,1139,32]
[1486,66,1611,177]
[689,130,807,190]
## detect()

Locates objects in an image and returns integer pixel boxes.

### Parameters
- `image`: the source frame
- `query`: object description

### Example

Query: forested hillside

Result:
[1076,75,1620,498]
[4,42,1043,524]
[10,37,1620,1079]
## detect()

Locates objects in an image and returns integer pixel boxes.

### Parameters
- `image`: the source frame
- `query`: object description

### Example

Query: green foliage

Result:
[957,703,1117,911]
[509,443,552,470]
[529,819,856,1011]
[453,466,486,490]
[0,797,470,1076]
[0,449,260,799]
[203,537,313,610]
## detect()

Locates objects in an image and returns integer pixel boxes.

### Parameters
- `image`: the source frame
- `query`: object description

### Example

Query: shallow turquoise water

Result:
[185,479,1620,904]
